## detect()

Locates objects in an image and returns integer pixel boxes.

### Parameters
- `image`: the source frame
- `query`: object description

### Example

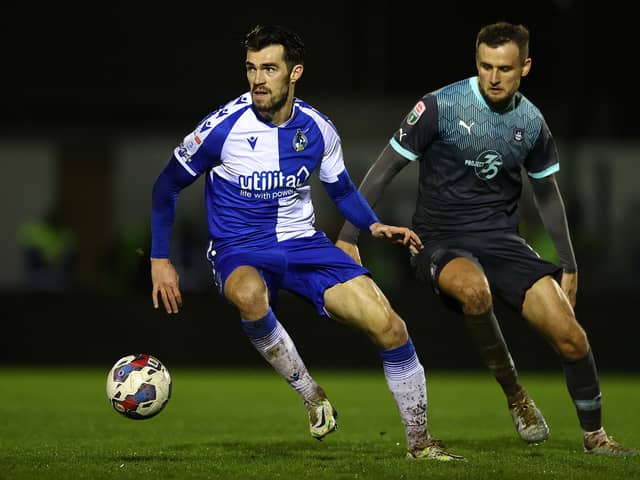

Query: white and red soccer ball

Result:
[106,354,172,419]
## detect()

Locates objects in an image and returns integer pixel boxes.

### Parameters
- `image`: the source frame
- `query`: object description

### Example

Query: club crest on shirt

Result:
[293,128,308,152]
[513,128,525,142]
[406,101,425,125]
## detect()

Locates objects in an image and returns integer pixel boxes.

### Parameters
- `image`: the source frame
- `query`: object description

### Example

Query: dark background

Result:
[3,2,637,372]
[5,2,635,138]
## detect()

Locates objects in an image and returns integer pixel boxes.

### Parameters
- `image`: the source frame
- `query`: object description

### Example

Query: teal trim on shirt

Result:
[528,163,559,179]
[390,137,419,161]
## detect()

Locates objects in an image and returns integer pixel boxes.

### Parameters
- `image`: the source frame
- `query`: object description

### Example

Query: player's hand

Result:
[335,239,362,265]
[151,257,183,314]
[369,222,423,255]
[560,271,577,308]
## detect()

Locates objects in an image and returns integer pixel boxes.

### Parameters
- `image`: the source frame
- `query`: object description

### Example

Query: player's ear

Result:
[290,64,303,83]
[521,57,532,78]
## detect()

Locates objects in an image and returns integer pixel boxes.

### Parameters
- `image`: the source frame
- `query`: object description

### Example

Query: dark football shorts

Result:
[410,230,562,313]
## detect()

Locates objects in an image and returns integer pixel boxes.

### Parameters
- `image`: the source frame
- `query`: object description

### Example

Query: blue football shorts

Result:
[410,230,562,313]
[206,231,370,317]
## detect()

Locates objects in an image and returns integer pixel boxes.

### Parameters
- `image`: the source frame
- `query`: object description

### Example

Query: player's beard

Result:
[478,82,516,112]
[253,84,290,120]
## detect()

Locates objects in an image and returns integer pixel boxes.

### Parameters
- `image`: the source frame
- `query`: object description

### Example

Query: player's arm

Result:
[150,156,199,314]
[335,145,411,262]
[529,173,578,306]
[337,94,436,260]
[321,169,421,255]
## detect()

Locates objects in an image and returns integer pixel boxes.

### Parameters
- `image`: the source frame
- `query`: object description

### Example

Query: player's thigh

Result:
[324,274,403,337]
[522,275,587,351]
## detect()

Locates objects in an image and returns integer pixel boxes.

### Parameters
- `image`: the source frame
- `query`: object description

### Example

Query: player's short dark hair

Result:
[244,24,306,68]
[476,21,530,62]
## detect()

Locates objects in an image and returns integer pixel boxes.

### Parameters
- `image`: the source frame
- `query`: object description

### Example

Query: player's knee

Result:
[227,281,268,312]
[457,283,492,315]
[371,312,408,349]
[556,320,589,360]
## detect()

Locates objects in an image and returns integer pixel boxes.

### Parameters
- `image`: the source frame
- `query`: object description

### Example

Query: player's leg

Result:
[437,256,548,443]
[223,264,337,440]
[522,276,637,456]
[324,275,463,461]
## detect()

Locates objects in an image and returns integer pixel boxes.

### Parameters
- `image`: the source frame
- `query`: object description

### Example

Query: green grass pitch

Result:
[0,368,638,479]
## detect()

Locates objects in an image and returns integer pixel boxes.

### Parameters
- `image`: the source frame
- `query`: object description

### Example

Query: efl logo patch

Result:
[406,101,426,125]
[178,131,205,161]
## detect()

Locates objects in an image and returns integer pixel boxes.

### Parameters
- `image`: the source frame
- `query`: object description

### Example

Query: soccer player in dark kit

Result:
[337,21,637,457]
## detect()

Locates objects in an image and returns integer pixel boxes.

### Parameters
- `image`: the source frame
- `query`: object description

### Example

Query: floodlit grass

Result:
[0,368,639,479]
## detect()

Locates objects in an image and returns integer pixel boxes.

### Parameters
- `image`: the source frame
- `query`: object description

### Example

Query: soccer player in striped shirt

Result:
[150,24,462,461]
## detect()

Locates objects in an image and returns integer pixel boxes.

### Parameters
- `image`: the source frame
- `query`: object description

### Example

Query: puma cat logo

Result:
[459,120,475,135]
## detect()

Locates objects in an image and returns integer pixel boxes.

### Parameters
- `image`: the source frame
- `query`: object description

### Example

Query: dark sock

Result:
[562,349,602,431]
[465,310,521,398]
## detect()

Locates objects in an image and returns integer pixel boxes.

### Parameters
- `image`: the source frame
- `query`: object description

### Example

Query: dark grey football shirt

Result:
[391,76,560,238]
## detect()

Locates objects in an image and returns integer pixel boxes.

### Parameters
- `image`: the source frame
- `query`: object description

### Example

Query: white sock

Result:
[245,318,321,401]
[381,340,429,451]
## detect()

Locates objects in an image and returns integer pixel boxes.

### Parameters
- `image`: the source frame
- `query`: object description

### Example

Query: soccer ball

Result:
[106,353,172,420]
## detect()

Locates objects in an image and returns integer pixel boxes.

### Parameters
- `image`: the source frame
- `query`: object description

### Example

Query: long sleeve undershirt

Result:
[150,156,197,258]
[337,145,409,244]
[323,170,380,232]
[529,174,577,272]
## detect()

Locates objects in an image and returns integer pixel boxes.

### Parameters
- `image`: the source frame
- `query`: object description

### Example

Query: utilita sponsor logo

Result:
[239,166,311,191]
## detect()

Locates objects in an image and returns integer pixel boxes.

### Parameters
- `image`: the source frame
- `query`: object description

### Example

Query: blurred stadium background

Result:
[2,2,638,371]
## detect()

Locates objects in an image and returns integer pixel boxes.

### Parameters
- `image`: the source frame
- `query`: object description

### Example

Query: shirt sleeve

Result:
[389,93,439,162]
[525,117,560,179]
[529,174,577,272]
[150,156,200,258]
[322,170,380,232]
[337,144,410,243]
[317,119,346,183]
